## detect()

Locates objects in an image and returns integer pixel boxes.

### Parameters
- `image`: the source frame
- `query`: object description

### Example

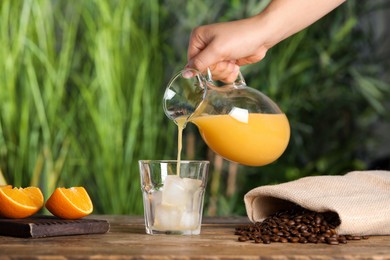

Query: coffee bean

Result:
[280,237,288,243]
[290,237,300,243]
[238,236,248,242]
[271,235,280,242]
[254,237,262,243]
[234,205,368,245]
[299,237,308,244]
[350,236,362,240]
[263,239,271,244]
[290,229,298,236]
[326,236,340,245]
[315,216,322,225]
[317,235,326,243]
[287,220,295,226]
[338,236,347,244]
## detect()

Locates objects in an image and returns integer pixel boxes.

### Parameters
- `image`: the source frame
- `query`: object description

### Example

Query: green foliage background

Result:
[0,0,389,215]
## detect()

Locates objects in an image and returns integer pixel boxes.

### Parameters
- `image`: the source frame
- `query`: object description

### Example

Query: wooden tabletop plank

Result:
[0,215,389,260]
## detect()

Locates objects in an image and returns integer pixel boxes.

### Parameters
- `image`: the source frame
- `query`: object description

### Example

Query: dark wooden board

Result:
[0,215,110,238]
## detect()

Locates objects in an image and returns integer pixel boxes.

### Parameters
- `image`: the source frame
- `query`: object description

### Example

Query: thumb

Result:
[187,45,221,73]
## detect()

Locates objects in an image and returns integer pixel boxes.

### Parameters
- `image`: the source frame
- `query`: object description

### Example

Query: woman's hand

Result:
[186,0,346,82]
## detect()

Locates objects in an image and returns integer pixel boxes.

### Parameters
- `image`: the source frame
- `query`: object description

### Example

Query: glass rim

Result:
[138,160,209,164]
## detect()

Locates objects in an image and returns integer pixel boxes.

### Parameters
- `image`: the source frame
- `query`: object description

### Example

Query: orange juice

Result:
[175,116,187,175]
[190,113,290,166]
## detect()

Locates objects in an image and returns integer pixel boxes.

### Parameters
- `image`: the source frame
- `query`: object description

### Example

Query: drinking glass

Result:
[139,160,209,235]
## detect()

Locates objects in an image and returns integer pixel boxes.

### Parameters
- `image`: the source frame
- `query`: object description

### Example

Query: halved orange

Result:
[0,186,44,218]
[45,187,93,219]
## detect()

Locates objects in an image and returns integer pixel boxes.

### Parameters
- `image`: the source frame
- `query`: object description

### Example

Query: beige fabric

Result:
[244,170,390,235]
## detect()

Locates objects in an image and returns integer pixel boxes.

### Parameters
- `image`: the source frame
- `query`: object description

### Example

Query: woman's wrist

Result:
[247,10,286,51]
[251,0,347,48]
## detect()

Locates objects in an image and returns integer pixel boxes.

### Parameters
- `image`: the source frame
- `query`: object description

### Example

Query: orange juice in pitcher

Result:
[163,68,290,167]
[190,113,289,166]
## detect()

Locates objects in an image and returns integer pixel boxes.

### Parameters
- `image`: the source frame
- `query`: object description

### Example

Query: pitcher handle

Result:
[206,67,247,86]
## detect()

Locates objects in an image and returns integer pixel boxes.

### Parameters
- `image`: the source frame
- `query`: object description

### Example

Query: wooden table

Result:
[0,215,389,259]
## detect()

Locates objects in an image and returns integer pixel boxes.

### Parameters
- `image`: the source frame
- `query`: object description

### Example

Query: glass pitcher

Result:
[163,68,290,166]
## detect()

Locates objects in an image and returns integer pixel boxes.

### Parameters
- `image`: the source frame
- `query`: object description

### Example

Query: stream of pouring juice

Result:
[175,116,187,175]
[175,113,290,167]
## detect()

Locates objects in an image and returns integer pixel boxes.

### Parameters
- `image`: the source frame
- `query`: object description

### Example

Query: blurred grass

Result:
[0,0,171,214]
[0,0,389,215]
[0,0,76,197]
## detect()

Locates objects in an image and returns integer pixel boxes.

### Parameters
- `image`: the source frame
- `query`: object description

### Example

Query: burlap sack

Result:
[244,170,390,235]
